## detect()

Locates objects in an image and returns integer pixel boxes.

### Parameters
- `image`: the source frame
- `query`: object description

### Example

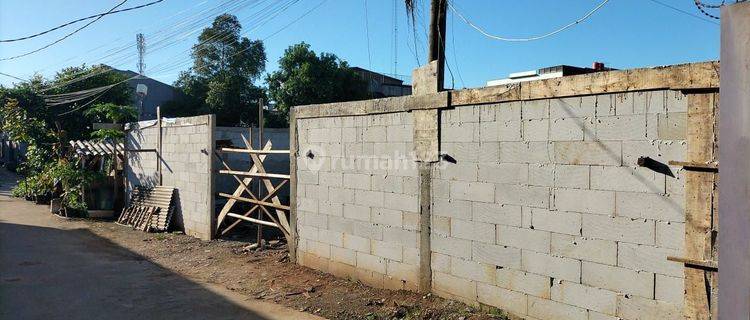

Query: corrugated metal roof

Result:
[69,140,124,156]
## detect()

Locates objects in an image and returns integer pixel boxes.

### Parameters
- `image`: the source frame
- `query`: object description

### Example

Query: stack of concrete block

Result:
[126,115,214,240]
[296,112,422,290]
[431,90,688,319]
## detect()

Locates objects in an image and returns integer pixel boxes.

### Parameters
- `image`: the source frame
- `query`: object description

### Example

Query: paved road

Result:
[0,169,322,320]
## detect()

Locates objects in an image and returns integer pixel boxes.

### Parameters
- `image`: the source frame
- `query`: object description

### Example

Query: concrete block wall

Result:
[126,115,215,240]
[295,112,422,291]
[432,90,688,319]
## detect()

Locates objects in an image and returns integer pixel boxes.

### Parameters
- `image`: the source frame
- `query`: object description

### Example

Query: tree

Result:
[165,14,266,126]
[266,43,369,126]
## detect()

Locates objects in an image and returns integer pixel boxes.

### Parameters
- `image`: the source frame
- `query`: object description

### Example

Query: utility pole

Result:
[428,0,447,91]
[136,33,146,76]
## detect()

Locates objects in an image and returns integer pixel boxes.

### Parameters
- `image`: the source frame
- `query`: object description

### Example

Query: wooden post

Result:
[156,106,163,186]
[257,98,264,249]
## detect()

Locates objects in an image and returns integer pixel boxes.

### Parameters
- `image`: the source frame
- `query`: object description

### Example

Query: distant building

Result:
[109,67,180,121]
[487,62,615,87]
[352,67,412,98]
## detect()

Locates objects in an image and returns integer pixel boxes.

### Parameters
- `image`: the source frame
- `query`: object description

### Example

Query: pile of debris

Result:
[117,186,175,232]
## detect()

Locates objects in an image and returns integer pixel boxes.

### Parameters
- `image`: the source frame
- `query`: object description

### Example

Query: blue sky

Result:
[0,0,721,89]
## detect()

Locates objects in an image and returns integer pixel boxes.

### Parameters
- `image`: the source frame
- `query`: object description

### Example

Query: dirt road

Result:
[0,172,322,320]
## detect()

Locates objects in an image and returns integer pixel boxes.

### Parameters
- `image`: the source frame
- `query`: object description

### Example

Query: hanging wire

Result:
[449,0,610,42]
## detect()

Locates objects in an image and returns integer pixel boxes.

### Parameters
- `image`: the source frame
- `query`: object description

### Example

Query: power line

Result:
[0,0,129,61]
[0,72,28,82]
[449,0,610,42]
[363,0,372,68]
[693,0,721,19]
[645,0,719,25]
[0,0,165,43]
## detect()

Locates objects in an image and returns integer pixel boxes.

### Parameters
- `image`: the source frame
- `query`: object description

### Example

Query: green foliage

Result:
[90,129,125,140]
[0,98,53,145]
[84,102,137,124]
[167,14,267,126]
[12,159,101,210]
[266,42,369,126]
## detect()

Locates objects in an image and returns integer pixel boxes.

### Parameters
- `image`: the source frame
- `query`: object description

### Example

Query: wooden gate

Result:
[215,136,291,244]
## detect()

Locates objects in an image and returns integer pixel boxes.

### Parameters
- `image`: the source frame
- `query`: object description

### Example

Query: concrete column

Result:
[718,2,750,319]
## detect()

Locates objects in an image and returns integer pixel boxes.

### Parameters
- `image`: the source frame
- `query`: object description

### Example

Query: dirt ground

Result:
[79,220,508,320]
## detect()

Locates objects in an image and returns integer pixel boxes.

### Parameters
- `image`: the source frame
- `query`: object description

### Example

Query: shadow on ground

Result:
[0,221,266,320]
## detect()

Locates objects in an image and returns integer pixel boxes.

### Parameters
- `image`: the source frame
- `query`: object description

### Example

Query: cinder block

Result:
[554,188,615,215]
[477,163,528,184]
[387,125,412,142]
[549,97,592,118]
[432,215,451,236]
[472,202,523,227]
[582,261,654,298]
[371,208,402,227]
[331,246,356,265]
[551,233,616,265]
[496,184,549,208]
[657,112,687,140]
[472,242,522,268]
[327,215,355,234]
[343,233,371,252]
[496,268,551,299]
[550,117,586,141]
[500,141,551,164]
[432,179,450,198]
[371,175,403,193]
[298,170,319,184]
[617,243,683,277]
[551,280,617,315]
[441,122,477,142]
[343,204,371,222]
[596,115,650,140]
[307,240,331,259]
[554,165,589,189]
[522,100,548,120]
[353,221,383,240]
[498,120,522,141]
[553,141,622,166]
[383,192,419,212]
[451,219,495,243]
[529,164,554,186]
[622,140,687,166]
[432,252,452,273]
[433,271,477,302]
[319,171,343,187]
[440,163,479,181]
[328,187,355,204]
[590,166,666,194]
[402,176,419,195]
[450,256,495,283]
[588,311,620,320]
[433,198,471,220]
[527,295,588,320]
[477,283,528,317]
[655,274,684,306]
[318,229,344,247]
[616,192,684,222]
[450,181,495,203]
[371,239,403,261]
[521,251,581,283]
[356,252,387,274]
[531,208,581,236]
[523,118,550,141]
[496,225,551,253]
[362,126,386,142]
[479,121,500,142]
[354,189,384,207]
[582,214,655,245]
[403,246,420,265]
[386,260,419,284]
[343,173,371,190]
[617,294,681,320]
[432,235,472,259]
[656,221,685,252]
[498,101,522,121]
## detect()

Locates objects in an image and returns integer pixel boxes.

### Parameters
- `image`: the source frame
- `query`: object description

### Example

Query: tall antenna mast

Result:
[393,0,398,76]
[136,33,145,76]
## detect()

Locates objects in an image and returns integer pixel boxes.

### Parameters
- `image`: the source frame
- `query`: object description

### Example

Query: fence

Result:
[291,61,720,320]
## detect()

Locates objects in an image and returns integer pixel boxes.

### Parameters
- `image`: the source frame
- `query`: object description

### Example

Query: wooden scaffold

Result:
[215,136,292,245]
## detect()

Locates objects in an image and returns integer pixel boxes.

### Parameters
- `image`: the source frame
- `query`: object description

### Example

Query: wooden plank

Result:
[214,143,271,230]
[226,213,279,228]
[668,160,719,172]
[218,170,290,180]
[683,93,718,320]
[667,256,718,270]
[220,180,288,236]
[219,148,290,154]
[218,193,290,211]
